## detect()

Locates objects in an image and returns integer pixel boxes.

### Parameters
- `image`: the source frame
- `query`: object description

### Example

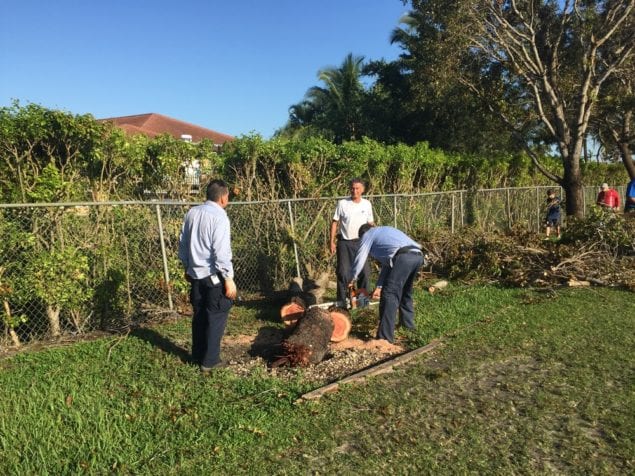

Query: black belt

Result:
[395,245,422,256]
[192,272,224,283]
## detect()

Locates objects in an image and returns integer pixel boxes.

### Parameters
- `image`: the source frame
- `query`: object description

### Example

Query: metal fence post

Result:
[287,200,301,278]
[155,204,173,310]
[506,188,512,229]
[393,195,397,227]
[536,187,541,232]
[451,193,455,234]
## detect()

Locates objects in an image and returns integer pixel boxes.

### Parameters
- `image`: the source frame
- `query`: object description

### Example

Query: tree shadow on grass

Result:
[235,296,285,324]
[130,327,192,364]
[248,326,286,363]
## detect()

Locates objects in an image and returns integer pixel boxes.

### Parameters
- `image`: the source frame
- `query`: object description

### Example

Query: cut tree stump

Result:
[279,272,330,327]
[328,306,352,343]
[272,307,334,367]
[280,296,307,328]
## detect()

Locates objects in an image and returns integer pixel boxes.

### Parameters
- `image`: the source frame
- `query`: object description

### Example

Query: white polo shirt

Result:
[333,198,374,240]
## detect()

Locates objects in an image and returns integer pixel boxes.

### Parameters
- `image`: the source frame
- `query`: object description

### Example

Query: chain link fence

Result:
[0,184,625,349]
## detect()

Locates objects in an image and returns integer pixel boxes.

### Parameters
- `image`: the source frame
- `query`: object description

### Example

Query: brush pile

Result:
[425,209,635,290]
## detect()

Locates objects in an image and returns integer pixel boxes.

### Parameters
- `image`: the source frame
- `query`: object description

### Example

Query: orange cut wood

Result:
[280,298,306,328]
[328,306,352,342]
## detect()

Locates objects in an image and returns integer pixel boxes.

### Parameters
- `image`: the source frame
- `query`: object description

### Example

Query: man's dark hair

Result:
[206,179,229,202]
[358,223,373,238]
[350,177,365,188]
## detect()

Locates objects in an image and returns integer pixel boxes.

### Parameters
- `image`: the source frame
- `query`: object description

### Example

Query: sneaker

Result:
[200,361,229,374]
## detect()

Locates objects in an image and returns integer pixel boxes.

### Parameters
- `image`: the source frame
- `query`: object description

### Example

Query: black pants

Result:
[336,238,370,303]
[190,276,232,367]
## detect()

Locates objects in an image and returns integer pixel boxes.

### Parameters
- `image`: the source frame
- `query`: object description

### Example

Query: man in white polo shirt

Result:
[330,178,375,305]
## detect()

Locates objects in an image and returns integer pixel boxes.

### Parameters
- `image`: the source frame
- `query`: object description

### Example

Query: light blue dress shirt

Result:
[178,201,234,280]
[351,226,421,286]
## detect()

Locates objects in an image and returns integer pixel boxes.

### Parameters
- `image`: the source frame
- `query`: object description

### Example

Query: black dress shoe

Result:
[200,361,229,374]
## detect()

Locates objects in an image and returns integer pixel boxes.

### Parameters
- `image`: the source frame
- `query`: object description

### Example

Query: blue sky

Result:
[0,0,408,138]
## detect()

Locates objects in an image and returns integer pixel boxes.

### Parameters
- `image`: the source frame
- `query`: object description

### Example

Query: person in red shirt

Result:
[596,183,620,210]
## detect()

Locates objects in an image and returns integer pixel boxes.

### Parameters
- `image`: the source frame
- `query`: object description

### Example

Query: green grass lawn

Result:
[1,285,633,474]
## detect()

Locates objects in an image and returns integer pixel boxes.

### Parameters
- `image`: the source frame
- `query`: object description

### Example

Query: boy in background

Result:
[544,189,561,239]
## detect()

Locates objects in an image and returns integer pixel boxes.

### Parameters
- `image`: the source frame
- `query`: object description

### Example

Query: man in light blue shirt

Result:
[179,179,237,373]
[349,224,425,343]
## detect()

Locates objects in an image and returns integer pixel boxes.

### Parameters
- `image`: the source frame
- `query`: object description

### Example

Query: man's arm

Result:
[330,220,339,255]
[177,215,190,273]
[367,201,375,226]
[215,218,237,299]
[369,265,388,299]
[349,235,372,285]
[213,223,233,279]
[596,192,604,206]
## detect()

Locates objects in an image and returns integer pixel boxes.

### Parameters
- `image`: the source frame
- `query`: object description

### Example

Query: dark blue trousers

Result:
[378,252,424,343]
[190,276,232,367]
[336,238,370,303]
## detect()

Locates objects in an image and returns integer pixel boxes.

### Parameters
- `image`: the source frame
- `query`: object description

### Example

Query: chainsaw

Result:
[307,286,374,310]
[348,285,370,309]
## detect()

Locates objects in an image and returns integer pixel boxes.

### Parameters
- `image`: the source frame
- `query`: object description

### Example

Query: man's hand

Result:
[330,241,336,255]
[184,271,193,283]
[371,287,381,300]
[224,278,237,300]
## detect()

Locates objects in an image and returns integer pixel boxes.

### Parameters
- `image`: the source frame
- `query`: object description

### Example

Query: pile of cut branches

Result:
[425,209,635,290]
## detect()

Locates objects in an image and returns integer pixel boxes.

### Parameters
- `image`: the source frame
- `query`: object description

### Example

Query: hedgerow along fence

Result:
[0,185,625,349]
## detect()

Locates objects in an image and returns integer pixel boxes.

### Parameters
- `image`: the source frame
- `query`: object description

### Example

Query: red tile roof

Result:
[99,113,234,144]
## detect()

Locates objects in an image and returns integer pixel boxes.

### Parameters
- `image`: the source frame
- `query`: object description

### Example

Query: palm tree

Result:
[284,53,367,142]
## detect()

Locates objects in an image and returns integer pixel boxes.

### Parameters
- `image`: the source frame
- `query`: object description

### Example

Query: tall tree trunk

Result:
[562,160,585,217]
[615,111,635,180]
[619,143,635,180]
[563,177,585,218]
[561,135,586,217]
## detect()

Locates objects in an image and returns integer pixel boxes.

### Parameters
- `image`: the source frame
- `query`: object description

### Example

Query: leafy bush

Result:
[562,207,635,256]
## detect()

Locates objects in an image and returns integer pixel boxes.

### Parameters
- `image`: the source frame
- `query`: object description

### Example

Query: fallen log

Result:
[566,279,591,287]
[328,306,352,343]
[272,307,334,367]
[428,280,448,294]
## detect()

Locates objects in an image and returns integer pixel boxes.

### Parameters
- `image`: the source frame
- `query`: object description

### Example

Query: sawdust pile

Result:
[221,329,404,384]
